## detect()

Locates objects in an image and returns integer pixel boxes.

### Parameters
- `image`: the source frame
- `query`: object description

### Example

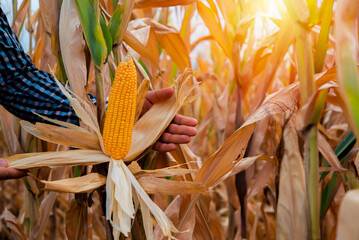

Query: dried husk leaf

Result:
[54,78,105,151]
[106,159,134,238]
[107,159,179,238]
[37,173,106,193]
[21,121,101,150]
[106,159,135,238]
[336,190,359,239]
[135,78,150,121]
[6,150,109,169]
[124,69,199,161]
[276,119,308,240]
[31,111,89,133]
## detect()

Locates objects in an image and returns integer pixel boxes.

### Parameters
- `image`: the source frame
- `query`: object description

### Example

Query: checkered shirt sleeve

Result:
[0,7,96,125]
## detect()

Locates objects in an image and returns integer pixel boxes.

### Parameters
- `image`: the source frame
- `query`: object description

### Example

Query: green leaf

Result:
[320,131,356,180]
[314,0,334,73]
[74,0,107,67]
[341,45,359,136]
[100,15,113,62]
[320,172,340,221]
[306,0,319,25]
[320,131,356,220]
[108,0,135,45]
[108,6,124,45]
[113,0,119,10]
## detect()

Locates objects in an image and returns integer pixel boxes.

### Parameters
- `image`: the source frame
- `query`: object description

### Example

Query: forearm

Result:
[0,7,89,125]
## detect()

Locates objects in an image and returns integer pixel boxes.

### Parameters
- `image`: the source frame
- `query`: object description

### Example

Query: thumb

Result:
[146,87,174,104]
[0,160,8,167]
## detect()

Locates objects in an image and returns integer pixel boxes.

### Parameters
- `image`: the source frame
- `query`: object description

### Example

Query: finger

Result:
[0,168,28,180]
[146,88,174,104]
[152,142,177,152]
[172,114,198,126]
[160,133,191,144]
[166,124,197,136]
[141,98,153,115]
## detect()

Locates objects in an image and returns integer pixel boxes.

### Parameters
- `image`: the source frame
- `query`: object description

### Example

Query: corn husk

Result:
[6,69,199,239]
[36,173,107,193]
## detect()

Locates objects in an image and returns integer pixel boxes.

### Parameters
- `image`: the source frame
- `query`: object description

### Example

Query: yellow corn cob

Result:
[103,58,137,160]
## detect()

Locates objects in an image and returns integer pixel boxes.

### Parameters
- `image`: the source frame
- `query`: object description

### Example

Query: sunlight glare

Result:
[253,0,284,40]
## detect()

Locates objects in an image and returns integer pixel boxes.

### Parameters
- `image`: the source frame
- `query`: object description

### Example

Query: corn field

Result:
[1,0,359,239]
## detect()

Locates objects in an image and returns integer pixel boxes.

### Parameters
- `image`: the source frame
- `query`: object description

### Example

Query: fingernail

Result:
[0,160,8,166]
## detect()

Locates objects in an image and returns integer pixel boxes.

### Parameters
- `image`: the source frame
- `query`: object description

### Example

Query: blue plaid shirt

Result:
[0,8,94,125]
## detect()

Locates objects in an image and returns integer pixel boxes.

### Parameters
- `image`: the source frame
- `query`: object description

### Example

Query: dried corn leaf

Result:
[60,0,91,104]
[54,78,105,151]
[252,14,296,110]
[30,192,57,239]
[195,123,256,187]
[4,209,27,240]
[318,132,346,171]
[21,121,101,150]
[37,173,106,193]
[228,155,273,177]
[11,0,29,35]
[129,18,191,71]
[135,0,196,8]
[197,1,232,60]
[124,30,160,68]
[66,200,87,240]
[121,160,179,237]
[277,119,308,240]
[6,150,109,169]
[129,161,196,177]
[137,177,207,195]
[137,194,154,240]
[196,73,303,187]
[0,106,23,155]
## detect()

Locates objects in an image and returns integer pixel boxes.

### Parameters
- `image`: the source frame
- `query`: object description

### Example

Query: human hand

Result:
[141,87,198,152]
[0,160,28,180]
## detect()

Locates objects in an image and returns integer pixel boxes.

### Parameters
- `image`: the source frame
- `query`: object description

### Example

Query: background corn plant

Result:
[1,0,359,239]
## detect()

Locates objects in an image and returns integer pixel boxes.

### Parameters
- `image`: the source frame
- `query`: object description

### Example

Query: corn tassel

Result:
[103,57,137,160]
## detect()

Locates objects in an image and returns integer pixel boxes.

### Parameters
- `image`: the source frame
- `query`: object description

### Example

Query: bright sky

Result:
[0,0,285,64]
[0,0,39,52]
